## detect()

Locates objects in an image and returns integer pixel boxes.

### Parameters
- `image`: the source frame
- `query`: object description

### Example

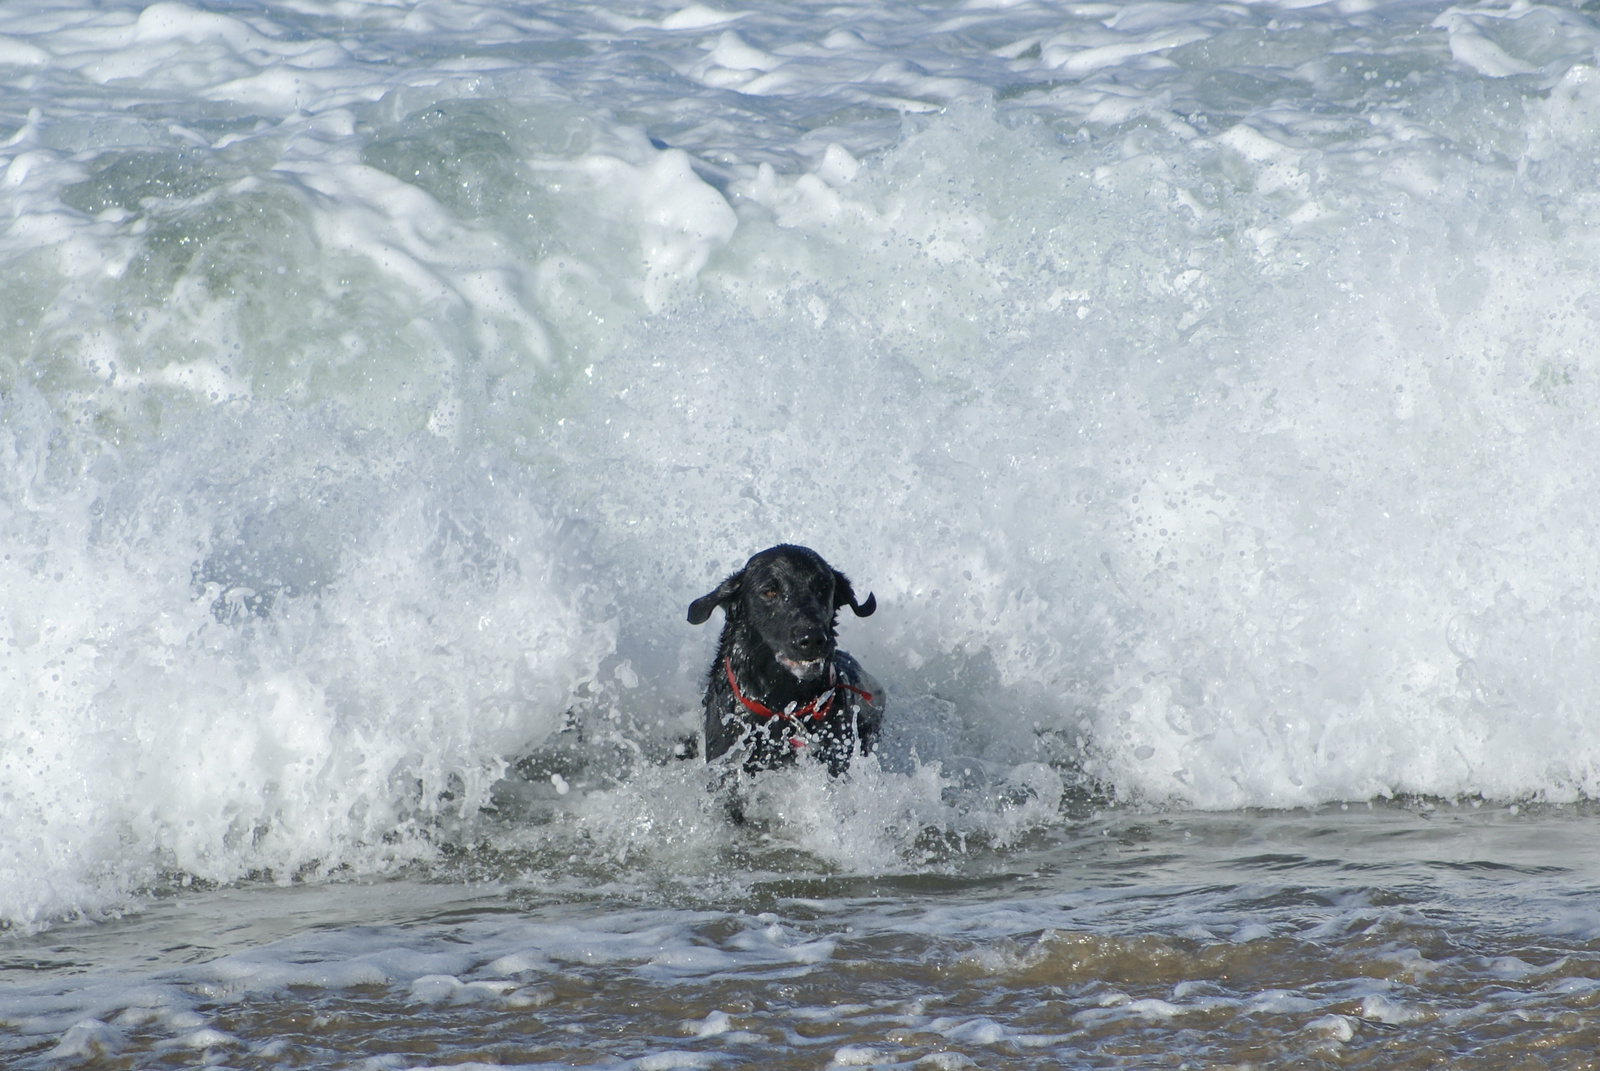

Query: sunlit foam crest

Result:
[0,394,613,929]
[572,93,1600,811]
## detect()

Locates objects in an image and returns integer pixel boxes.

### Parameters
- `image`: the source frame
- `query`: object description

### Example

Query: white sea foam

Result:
[6,0,1600,929]
[0,397,612,928]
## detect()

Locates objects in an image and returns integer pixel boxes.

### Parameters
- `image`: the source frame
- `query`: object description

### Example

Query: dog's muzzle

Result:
[776,653,827,679]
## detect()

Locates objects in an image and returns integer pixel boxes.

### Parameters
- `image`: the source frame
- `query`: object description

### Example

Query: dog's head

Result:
[687,544,876,679]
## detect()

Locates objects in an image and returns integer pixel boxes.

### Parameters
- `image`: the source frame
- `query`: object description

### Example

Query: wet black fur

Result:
[687,545,882,775]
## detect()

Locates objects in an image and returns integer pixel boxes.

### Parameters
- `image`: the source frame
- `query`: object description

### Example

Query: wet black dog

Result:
[687,545,884,775]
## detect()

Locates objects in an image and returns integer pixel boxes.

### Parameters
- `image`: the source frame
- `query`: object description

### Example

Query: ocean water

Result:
[6,0,1600,1065]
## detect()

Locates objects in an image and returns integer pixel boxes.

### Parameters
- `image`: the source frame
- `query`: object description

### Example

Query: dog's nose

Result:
[792,628,827,657]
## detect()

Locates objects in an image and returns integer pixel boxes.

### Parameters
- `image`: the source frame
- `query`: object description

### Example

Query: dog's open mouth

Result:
[776,653,826,678]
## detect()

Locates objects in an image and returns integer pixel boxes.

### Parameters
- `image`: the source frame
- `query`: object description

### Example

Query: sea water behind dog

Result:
[7,0,1600,1066]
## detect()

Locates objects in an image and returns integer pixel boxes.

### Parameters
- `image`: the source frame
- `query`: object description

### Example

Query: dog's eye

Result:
[761,587,779,599]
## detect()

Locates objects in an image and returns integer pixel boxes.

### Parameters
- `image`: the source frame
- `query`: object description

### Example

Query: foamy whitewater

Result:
[5,0,1600,1066]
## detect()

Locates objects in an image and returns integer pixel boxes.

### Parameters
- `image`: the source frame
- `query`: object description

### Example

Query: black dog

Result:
[687,545,884,775]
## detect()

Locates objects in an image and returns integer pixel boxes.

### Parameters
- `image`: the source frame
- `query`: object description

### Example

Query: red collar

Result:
[724,655,872,724]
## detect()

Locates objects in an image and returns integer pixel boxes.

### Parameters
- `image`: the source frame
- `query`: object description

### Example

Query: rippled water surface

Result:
[7,802,1600,1068]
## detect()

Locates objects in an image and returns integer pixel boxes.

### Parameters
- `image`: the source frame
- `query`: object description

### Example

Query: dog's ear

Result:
[687,571,742,625]
[833,570,877,617]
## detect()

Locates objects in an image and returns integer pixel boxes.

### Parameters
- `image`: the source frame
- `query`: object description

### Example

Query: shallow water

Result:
[7,0,1600,1063]
[7,802,1600,1069]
